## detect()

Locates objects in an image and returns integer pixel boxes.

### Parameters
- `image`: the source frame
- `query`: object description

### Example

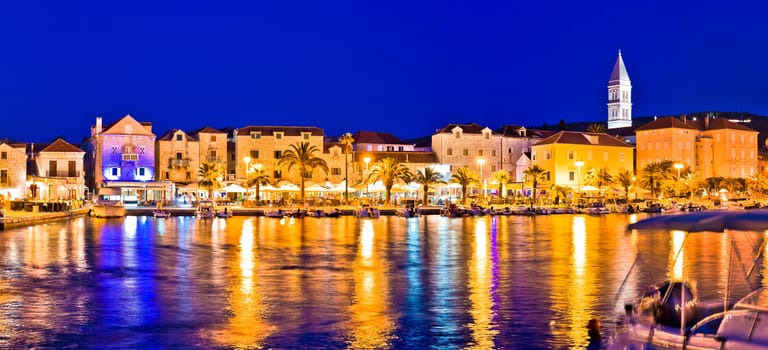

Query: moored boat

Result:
[197,200,214,219]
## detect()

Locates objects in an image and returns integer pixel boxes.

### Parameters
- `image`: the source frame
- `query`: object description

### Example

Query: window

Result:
[274,151,282,159]
[139,146,145,154]
[386,146,394,151]
[491,165,496,172]
[491,150,496,157]
[49,160,57,177]
[273,170,282,179]
[545,151,551,160]
[111,168,119,176]
[331,167,341,175]
[250,150,259,159]
[251,132,261,140]
[568,151,574,160]
[138,168,146,176]
[463,149,469,156]
[569,171,575,181]
[231,154,235,161]
[0,170,6,184]
[447,148,453,156]
[478,150,484,157]
[68,161,76,177]
[302,132,310,140]
[532,152,536,161]
[210,135,217,142]
[176,134,182,141]
[0,152,5,160]
[165,171,169,180]
[176,152,183,160]
[112,146,118,154]
[274,132,283,140]
[398,146,404,151]
[454,131,461,139]
[484,133,490,140]
[122,153,138,161]
[545,172,550,181]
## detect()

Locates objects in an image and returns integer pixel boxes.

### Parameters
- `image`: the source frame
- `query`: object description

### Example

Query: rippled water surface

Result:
[0,213,764,349]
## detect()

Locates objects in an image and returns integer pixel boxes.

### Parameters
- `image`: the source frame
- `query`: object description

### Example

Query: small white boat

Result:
[197,200,214,219]
[215,209,232,218]
[265,209,285,218]
[396,200,420,218]
[355,205,380,218]
[153,209,171,218]
[587,202,610,215]
[90,187,125,218]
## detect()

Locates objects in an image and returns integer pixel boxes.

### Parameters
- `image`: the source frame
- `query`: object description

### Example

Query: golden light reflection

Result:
[671,230,685,280]
[348,220,394,349]
[209,218,274,347]
[466,218,497,349]
[563,215,596,348]
[764,231,768,289]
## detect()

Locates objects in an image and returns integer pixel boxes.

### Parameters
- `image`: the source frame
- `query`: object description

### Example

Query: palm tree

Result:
[491,170,510,198]
[586,123,607,133]
[616,169,634,200]
[413,167,445,205]
[365,157,411,205]
[703,176,725,201]
[551,185,572,205]
[523,164,547,209]
[245,165,271,204]
[450,167,479,203]
[584,167,614,199]
[277,142,329,203]
[638,160,673,200]
[339,132,355,204]
[198,161,223,201]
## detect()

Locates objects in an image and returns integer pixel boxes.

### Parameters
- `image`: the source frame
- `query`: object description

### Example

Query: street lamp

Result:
[477,158,485,198]
[674,163,683,179]
[363,157,371,200]
[243,156,251,178]
[575,160,584,192]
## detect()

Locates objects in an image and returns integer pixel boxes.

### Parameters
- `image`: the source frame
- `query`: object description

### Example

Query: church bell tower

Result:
[607,50,632,129]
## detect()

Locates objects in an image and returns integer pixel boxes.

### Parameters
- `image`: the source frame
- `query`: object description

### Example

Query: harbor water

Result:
[0,213,764,349]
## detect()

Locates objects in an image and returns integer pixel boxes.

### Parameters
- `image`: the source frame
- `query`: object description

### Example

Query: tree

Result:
[638,160,673,200]
[450,167,479,203]
[586,123,607,133]
[584,167,614,199]
[245,165,271,203]
[365,157,411,205]
[413,167,445,205]
[551,185,572,205]
[198,161,223,201]
[339,132,355,204]
[277,142,329,203]
[523,164,547,209]
[491,170,510,198]
[616,169,634,199]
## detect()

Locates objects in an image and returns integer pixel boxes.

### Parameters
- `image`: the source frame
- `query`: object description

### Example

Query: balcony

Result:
[122,153,139,161]
[46,170,81,177]
[206,156,221,163]
[168,158,191,169]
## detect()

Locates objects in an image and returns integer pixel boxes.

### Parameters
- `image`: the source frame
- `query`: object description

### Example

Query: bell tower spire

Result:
[607,49,632,129]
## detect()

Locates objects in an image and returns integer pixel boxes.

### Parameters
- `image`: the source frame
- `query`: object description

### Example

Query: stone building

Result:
[531,131,634,191]
[31,138,86,200]
[0,141,28,200]
[635,115,758,179]
[234,126,326,184]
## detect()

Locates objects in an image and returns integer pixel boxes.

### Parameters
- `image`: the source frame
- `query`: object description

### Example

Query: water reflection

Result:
[348,220,394,349]
[0,214,764,348]
[466,218,498,349]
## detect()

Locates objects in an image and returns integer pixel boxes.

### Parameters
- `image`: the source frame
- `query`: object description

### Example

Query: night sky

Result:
[2,1,767,143]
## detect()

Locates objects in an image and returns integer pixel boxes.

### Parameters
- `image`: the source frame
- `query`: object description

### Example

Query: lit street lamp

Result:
[243,156,251,178]
[477,158,485,198]
[575,160,584,194]
[363,157,371,200]
[674,163,683,179]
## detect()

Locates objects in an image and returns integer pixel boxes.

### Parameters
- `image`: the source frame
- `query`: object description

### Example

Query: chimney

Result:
[95,117,103,135]
[681,114,687,124]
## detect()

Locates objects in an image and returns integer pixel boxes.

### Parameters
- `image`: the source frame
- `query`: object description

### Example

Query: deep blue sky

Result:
[2,1,768,143]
